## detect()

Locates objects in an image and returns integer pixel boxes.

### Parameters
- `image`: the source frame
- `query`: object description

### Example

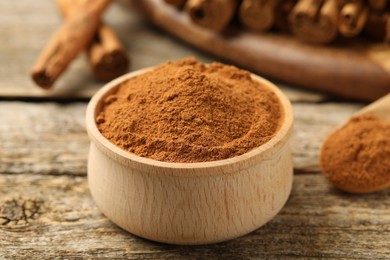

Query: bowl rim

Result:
[86,66,293,173]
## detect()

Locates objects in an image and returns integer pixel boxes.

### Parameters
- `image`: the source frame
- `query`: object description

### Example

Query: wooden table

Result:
[0,1,389,259]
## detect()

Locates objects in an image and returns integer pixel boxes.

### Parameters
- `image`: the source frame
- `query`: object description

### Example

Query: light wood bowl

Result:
[86,68,294,245]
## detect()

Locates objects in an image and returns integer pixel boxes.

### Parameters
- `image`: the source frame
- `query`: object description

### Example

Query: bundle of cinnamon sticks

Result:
[165,0,390,44]
[31,0,129,89]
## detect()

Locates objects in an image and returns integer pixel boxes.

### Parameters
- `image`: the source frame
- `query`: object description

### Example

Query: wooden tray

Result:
[135,0,390,101]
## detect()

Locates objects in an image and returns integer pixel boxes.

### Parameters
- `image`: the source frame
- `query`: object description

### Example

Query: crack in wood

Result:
[0,198,43,226]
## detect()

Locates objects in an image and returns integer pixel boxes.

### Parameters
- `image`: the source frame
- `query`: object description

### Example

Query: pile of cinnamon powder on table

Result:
[97,58,282,163]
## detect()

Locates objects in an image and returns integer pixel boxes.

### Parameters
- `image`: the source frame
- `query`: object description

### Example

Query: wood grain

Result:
[0,173,389,258]
[0,101,363,176]
[0,102,89,176]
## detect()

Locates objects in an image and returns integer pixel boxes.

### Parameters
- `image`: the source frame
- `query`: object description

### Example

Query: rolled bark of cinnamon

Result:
[368,0,387,11]
[274,0,297,31]
[239,0,280,32]
[31,0,111,89]
[185,0,239,32]
[87,26,129,82]
[56,0,129,82]
[290,0,340,44]
[164,0,188,9]
[338,1,368,37]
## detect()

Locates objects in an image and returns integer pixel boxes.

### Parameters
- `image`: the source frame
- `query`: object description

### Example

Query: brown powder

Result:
[321,114,390,193]
[96,57,282,163]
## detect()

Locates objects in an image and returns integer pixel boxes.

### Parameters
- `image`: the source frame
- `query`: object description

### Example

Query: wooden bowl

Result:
[86,68,294,245]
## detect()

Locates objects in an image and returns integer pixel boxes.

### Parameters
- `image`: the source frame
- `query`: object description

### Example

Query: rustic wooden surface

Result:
[0,0,389,259]
[1,173,389,259]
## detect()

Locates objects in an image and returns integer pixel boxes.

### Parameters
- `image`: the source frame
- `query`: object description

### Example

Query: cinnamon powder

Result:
[321,114,390,193]
[96,58,282,163]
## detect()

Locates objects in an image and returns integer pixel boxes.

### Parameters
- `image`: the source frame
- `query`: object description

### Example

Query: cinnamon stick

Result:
[290,0,340,44]
[338,1,368,37]
[164,0,188,9]
[275,0,297,31]
[239,0,280,32]
[87,26,130,82]
[31,0,111,89]
[56,0,129,82]
[185,0,239,32]
[368,0,387,11]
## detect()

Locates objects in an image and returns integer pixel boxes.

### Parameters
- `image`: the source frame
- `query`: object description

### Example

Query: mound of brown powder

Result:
[96,58,282,163]
[321,114,390,193]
